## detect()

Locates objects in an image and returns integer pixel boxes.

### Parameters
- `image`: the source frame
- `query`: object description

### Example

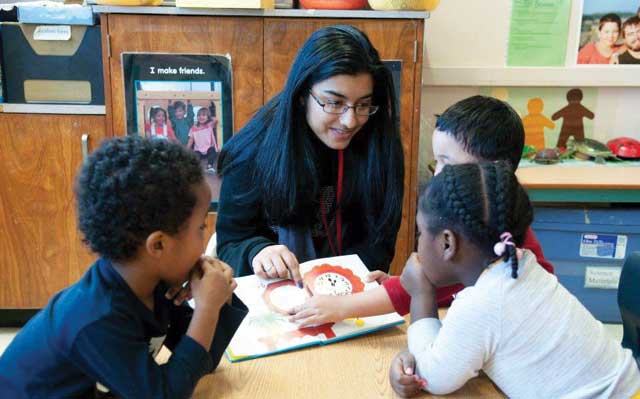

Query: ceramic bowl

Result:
[368,0,439,11]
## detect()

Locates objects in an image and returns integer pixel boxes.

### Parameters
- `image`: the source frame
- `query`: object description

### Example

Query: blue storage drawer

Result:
[532,206,640,323]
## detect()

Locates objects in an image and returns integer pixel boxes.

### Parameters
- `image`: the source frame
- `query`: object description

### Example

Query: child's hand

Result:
[252,245,302,287]
[288,295,345,327]
[190,257,236,311]
[400,252,435,298]
[365,270,390,284]
[389,349,426,397]
[164,283,192,306]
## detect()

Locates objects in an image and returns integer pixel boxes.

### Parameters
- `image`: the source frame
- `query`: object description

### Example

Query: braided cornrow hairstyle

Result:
[492,162,520,277]
[419,161,533,278]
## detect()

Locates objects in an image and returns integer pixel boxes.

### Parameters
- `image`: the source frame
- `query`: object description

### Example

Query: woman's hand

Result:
[288,295,346,327]
[389,349,427,397]
[252,244,302,286]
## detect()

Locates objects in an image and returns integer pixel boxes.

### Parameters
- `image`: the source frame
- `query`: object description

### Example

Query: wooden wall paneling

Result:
[264,18,421,274]
[402,19,424,276]
[0,114,105,308]
[101,14,115,138]
[105,14,264,137]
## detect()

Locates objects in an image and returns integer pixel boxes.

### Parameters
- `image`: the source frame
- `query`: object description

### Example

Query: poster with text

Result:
[507,0,571,66]
[122,53,233,205]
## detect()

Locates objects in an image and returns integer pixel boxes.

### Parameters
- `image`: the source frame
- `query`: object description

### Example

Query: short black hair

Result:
[420,161,533,278]
[173,100,186,111]
[435,95,525,170]
[75,136,204,261]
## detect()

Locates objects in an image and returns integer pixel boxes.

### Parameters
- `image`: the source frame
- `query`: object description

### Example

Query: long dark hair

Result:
[420,162,533,278]
[219,25,403,242]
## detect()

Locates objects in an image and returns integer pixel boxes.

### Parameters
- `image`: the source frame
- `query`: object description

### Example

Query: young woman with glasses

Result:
[215,25,404,284]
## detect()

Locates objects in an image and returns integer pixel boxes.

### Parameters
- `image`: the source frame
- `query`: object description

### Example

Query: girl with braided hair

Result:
[392,161,640,398]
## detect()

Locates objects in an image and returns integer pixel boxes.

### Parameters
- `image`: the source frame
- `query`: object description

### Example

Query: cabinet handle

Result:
[81,133,89,163]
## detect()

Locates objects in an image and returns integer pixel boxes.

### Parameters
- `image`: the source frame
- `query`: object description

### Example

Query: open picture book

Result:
[225,254,405,362]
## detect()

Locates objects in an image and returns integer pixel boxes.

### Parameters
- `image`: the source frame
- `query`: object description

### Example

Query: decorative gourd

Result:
[299,0,367,10]
[368,0,439,11]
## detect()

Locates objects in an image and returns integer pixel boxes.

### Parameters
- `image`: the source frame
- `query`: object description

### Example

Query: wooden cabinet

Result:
[0,114,106,308]
[103,13,265,258]
[103,14,264,137]
[103,13,423,275]
[0,13,423,309]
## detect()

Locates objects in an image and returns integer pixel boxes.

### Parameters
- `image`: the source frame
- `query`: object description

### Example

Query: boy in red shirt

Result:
[288,95,554,324]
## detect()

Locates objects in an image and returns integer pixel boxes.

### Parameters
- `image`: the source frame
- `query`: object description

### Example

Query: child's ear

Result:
[145,231,166,258]
[441,229,457,261]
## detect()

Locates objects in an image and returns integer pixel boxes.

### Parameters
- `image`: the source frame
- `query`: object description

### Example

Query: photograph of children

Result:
[135,86,222,172]
[122,54,233,205]
[577,1,640,65]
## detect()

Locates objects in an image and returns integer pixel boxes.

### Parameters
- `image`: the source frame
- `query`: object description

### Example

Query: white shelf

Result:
[0,104,106,115]
[422,66,640,87]
[92,6,429,19]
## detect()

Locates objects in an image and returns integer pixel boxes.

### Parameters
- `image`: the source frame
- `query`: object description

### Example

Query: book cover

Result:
[226,254,405,362]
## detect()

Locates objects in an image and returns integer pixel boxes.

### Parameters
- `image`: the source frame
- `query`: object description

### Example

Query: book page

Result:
[226,255,404,362]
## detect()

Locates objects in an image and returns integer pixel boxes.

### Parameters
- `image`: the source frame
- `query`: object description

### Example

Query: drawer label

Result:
[33,25,71,41]
[584,266,621,290]
[579,234,627,259]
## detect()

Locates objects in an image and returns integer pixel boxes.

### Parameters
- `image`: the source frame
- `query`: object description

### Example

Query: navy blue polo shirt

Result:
[0,258,246,399]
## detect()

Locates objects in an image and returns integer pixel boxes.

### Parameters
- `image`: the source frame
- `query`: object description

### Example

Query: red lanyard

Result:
[320,150,343,256]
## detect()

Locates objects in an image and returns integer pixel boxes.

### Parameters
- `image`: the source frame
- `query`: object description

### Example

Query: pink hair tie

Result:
[493,232,515,257]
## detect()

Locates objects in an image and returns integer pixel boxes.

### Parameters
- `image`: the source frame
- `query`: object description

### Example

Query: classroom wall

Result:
[417,0,640,182]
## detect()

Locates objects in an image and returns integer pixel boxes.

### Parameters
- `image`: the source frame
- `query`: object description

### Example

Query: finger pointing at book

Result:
[252,244,302,285]
[289,295,347,327]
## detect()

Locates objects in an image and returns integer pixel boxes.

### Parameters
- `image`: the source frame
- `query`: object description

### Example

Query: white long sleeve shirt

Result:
[408,250,640,398]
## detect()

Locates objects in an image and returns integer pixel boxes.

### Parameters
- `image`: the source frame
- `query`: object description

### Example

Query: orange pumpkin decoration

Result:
[299,0,367,10]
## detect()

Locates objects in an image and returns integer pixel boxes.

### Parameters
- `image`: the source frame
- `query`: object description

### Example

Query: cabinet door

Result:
[0,114,106,308]
[104,14,264,137]
[264,19,424,274]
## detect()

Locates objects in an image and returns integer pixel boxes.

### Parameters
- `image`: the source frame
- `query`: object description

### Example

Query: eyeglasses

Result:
[309,92,379,116]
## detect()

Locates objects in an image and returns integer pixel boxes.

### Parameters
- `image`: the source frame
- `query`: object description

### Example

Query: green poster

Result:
[507,0,572,66]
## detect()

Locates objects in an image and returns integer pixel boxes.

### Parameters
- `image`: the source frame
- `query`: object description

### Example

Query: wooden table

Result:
[516,164,640,203]
[191,316,504,398]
